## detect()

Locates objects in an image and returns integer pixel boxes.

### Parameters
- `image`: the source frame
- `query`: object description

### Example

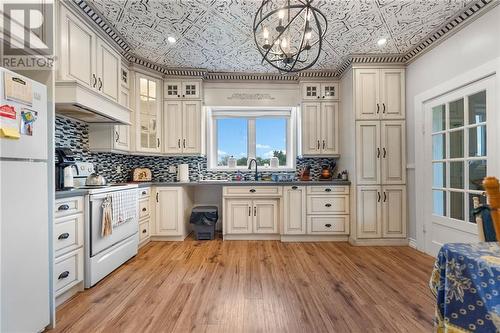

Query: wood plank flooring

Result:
[50,237,436,333]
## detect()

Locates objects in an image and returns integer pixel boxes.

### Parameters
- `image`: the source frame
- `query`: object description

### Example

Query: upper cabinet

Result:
[57,4,120,103]
[164,80,202,100]
[301,82,339,100]
[301,102,339,156]
[354,68,405,120]
[136,74,162,153]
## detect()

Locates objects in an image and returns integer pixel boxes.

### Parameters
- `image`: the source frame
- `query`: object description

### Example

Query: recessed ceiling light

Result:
[377,38,387,46]
[167,36,176,44]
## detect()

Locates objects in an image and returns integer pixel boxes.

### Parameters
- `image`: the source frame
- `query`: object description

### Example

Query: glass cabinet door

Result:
[164,81,181,99]
[321,82,339,100]
[301,83,321,100]
[138,76,160,152]
[182,81,200,99]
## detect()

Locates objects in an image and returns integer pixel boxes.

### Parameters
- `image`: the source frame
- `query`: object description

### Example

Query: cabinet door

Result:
[381,121,406,184]
[301,83,321,100]
[253,199,279,234]
[283,186,306,235]
[155,188,181,235]
[356,121,381,185]
[301,102,321,155]
[321,102,339,155]
[356,186,382,238]
[382,185,406,238]
[164,100,183,154]
[136,76,161,153]
[182,101,201,154]
[58,5,96,88]
[380,69,405,120]
[96,38,120,102]
[113,125,129,151]
[164,81,182,99]
[182,82,201,99]
[226,199,253,234]
[321,82,339,100]
[355,69,380,120]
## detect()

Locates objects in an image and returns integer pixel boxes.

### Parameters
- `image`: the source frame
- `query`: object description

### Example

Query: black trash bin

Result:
[190,206,218,240]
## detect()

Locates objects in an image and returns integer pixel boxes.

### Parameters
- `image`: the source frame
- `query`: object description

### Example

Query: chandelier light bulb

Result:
[305,31,312,40]
[278,10,285,19]
[263,27,269,39]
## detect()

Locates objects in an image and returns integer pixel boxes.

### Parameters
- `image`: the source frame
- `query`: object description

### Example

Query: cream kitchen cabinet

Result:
[136,74,162,153]
[253,200,279,234]
[225,198,279,235]
[356,120,405,185]
[164,80,202,100]
[57,3,120,103]
[164,100,202,154]
[283,186,306,235]
[354,68,405,120]
[301,102,339,156]
[225,199,253,234]
[356,185,406,239]
[153,187,194,239]
[301,82,339,100]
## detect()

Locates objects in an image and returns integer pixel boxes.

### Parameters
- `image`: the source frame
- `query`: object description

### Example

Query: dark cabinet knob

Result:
[249,189,256,193]
[325,203,332,207]
[142,191,147,195]
[325,224,332,228]
[58,271,70,280]
[58,204,69,211]
[291,186,298,190]
[324,188,332,192]
[142,229,147,234]
[142,208,147,212]
[58,233,70,240]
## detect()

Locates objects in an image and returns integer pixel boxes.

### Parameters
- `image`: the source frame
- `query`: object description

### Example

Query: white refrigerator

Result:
[0,68,50,331]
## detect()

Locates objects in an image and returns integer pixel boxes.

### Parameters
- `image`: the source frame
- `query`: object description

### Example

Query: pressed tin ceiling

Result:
[80,0,492,75]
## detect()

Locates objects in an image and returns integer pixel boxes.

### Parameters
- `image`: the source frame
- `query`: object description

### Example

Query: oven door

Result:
[89,189,138,257]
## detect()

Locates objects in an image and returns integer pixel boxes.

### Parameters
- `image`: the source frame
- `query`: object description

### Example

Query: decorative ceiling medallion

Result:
[253,0,327,73]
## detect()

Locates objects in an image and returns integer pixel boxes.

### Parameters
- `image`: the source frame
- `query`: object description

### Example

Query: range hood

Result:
[55,81,131,125]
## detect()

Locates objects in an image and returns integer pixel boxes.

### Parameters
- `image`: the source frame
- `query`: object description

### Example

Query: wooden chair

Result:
[483,177,500,240]
[474,177,500,241]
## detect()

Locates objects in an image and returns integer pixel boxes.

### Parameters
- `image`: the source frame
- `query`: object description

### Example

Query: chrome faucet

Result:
[248,158,259,181]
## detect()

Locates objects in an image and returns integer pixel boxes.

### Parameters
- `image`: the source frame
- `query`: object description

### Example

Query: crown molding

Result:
[72,0,496,80]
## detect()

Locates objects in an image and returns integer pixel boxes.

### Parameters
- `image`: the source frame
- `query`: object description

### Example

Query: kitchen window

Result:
[207,108,296,170]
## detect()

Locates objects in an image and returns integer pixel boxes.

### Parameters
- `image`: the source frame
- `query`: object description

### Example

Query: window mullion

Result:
[248,119,256,162]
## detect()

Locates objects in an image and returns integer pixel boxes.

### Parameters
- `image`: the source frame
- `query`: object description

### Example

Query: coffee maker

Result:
[55,148,76,190]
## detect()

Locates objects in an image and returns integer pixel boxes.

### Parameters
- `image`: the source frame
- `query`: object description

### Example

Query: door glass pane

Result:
[432,105,445,132]
[449,191,464,220]
[449,98,464,129]
[468,91,486,124]
[468,193,486,223]
[217,118,248,167]
[449,130,464,158]
[433,190,446,216]
[469,125,487,157]
[432,134,446,160]
[449,161,464,189]
[140,78,147,96]
[469,160,487,191]
[256,118,287,167]
[148,81,156,98]
[432,162,446,188]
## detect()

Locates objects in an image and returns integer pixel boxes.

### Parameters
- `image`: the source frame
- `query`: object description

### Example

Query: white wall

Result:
[406,5,500,239]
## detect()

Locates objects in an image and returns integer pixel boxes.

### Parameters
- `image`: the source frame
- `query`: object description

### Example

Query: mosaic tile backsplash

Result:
[55,116,338,183]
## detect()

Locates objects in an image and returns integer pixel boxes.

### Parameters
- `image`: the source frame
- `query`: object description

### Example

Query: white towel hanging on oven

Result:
[111,190,137,228]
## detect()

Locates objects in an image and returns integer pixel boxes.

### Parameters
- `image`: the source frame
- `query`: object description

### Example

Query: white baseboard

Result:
[349,238,409,246]
[280,235,349,242]
[56,281,84,308]
[408,238,417,249]
[223,234,281,241]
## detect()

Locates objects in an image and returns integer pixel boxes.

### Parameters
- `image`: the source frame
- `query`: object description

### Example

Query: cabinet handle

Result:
[98,77,102,91]
[376,103,380,114]
[142,191,147,195]
[183,139,186,148]
[182,94,185,98]
[317,140,320,149]
[249,189,256,193]
[384,192,387,202]
[383,147,387,158]
[58,271,70,280]
[157,138,160,148]
[325,203,332,207]
[377,148,380,158]
[142,229,147,234]
[254,207,257,216]
[177,94,180,98]
[156,192,159,203]
[291,186,298,190]
[325,188,332,192]
[58,233,70,240]
[58,204,69,211]
[248,206,251,216]
[377,192,381,202]
[178,139,181,148]
[115,131,120,142]
[322,96,325,99]
[142,208,147,212]
[317,96,320,99]
[92,74,97,87]
[322,140,326,149]
[325,224,332,228]
[382,103,386,113]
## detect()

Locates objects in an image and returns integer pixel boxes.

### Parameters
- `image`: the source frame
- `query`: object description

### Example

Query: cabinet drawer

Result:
[54,248,83,296]
[139,199,150,218]
[139,221,150,241]
[307,195,349,214]
[54,213,84,257]
[307,186,349,195]
[223,186,282,197]
[307,216,349,235]
[54,196,84,218]
[138,187,151,199]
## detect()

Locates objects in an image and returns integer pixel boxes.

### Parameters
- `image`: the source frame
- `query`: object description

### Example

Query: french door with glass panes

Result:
[423,77,494,256]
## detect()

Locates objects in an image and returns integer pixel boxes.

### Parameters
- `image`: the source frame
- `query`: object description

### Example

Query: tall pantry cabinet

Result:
[349,67,407,244]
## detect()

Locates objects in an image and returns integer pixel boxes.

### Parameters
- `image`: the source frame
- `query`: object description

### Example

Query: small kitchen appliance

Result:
[55,147,76,190]
[132,167,152,182]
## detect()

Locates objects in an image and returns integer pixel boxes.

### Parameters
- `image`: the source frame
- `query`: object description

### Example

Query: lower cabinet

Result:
[356,185,406,239]
[138,187,151,247]
[225,198,279,235]
[283,186,306,234]
[153,187,193,239]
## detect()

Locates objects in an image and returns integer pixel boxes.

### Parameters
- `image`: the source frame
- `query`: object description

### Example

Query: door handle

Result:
[58,233,70,240]
[92,74,97,88]
[377,192,381,202]
[98,77,102,91]
[183,139,186,148]
[178,139,181,148]
[58,271,70,280]
[322,140,326,149]
[382,103,386,113]
[325,203,332,207]
[115,131,120,143]
[254,207,257,216]
[377,148,380,158]
[383,148,387,158]
[58,204,69,211]
[376,103,380,114]
[248,206,251,216]
[383,192,387,202]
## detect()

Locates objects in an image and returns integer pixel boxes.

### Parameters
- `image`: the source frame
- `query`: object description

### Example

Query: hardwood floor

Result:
[50,237,436,333]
